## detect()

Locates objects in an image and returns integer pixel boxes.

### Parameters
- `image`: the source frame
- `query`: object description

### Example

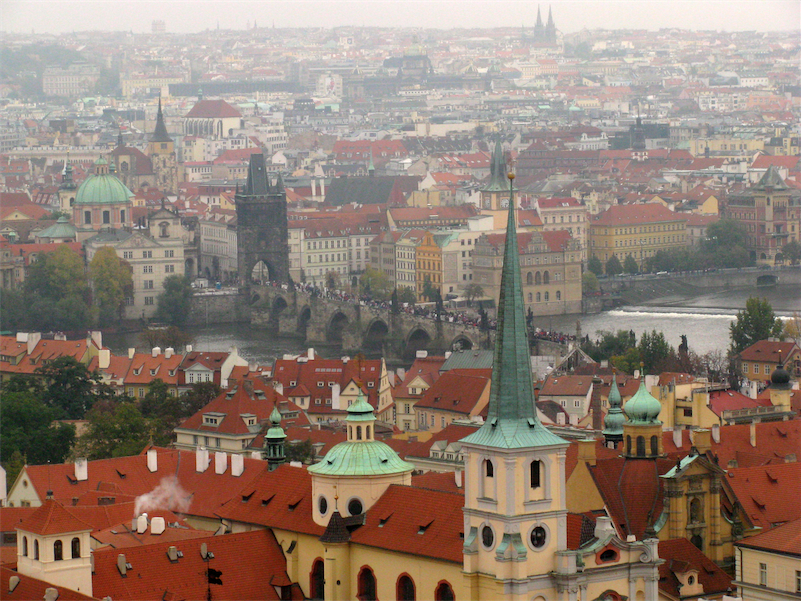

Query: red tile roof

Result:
[735,516,801,557]
[214,463,325,537]
[415,369,490,415]
[348,484,465,564]
[124,351,184,386]
[725,462,801,530]
[17,500,93,535]
[657,538,732,598]
[184,99,242,118]
[0,566,97,600]
[537,196,583,209]
[410,471,464,494]
[92,530,289,601]
[737,340,800,364]
[708,389,771,415]
[395,356,447,399]
[540,374,594,397]
[592,203,686,226]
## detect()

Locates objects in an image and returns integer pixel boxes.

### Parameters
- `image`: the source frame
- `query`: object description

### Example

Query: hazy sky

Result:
[3,0,800,34]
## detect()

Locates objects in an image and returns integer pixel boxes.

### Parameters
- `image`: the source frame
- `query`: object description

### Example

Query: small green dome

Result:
[308,440,414,477]
[346,390,376,423]
[75,158,134,206]
[265,406,286,441]
[624,377,662,424]
[603,372,626,436]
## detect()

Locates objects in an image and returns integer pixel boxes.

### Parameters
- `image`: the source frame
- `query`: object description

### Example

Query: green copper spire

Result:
[264,404,286,470]
[602,370,625,443]
[482,139,509,192]
[461,172,566,449]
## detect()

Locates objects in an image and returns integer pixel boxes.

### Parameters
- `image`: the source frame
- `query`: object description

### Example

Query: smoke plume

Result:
[134,476,192,516]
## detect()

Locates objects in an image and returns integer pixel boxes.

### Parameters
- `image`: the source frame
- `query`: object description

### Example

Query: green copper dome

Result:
[603,371,626,437]
[307,440,414,477]
[624,377,662,424]
[265,406,286,441]
[75,157,134,206]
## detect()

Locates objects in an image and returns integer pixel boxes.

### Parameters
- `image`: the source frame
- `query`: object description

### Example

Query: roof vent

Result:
[8,576,20,593]
[166,546,180,562]
[44,588,59,601]
[117,553,130,576]
[151,516,165,535]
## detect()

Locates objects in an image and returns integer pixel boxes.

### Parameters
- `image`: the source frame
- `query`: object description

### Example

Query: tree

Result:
[582,330,636,363]
[284,439,315,464]
[359,267,392,301]
[703,218,747,253]
[77,402,152,460]
[422,277,438,302]
[624,254,639,275]
[611,347,641,375]
[156,275,193,326]
[729,297,784,355]
[588,255,603,277]
[25,244,88,302]
[397,287,417,306]
[638,330,674,374]
[0,389,75,484]
[89,246,133,326]
[35,356,98,419]
[180,381,222,417]
[605,255,623,276]
[582,271,600,294]
[782,241,801,266]
[139,379,181,446]
[324,270,341,290]
[463,283,485,305]
[0,288,28,332]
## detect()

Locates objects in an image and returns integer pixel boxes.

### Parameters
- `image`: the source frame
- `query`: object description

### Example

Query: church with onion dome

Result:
[72,156,134,242]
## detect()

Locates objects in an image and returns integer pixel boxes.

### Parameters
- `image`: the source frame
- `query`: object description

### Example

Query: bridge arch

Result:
[269,295,288,328]
[405,327,433,360]
[451,335,475,351]
[297,305,312,336]
[326,311,350,343]
[364,318,390,353]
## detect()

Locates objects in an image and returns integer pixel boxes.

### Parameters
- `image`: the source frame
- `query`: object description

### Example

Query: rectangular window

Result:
[144,296,154,305]
[102,210,110,224]
[84,211,91,225]
[144,280,154,289]
[165,250,174,258]
[796,570,801,594]
[123,251,133,259]
[143,265,153,273]
[742,363,748,373]
[759,563,767,586]
[441,416,445,428]
[165,264,174,273]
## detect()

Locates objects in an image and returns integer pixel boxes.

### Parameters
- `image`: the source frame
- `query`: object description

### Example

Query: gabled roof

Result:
[395,355,446,398]
[124,352,184,386]
[540,374,594,397]
[738,340,799,364]
[348,484,465,564]
[657,538,732,598]
[184,99,241,119]
[92,530,290,601]
[414,369,491,414]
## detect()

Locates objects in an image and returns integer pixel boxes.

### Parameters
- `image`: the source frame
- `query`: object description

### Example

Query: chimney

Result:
[151,516,165,535]
[416,350,428,358]
[396,368,406,381]
[274,382,284,395]
[454,469,462,488]
[320,178,325,196]
[711,423,720,443]
[242,379,254,396]
[750,421,757,447]
[44,589,59,601]
[90,330,103,349]
[231,453,244,477]
[117,554,128,576]
[147,448,158,472]
[26,332,41,355]
[75,458,88,481]
[185,344,193,353]
[673,426,682,449]
[593,516,615,540]
[694,429,711,454]
[214,451,227,475]
[307,347,314,360]
[99,348,111,369]
[128,347,136,359]
[152,346,161,358]
[250,451,262,460]
[8,576,20,593]
[165,347,174,359]
[167,546,179,561]
[196,447,209,473]
[331,383,341,410]
[578,439,596,466]
[136,513,148,534]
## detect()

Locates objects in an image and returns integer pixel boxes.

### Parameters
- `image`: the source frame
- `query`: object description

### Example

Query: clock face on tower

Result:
[500,197,509,208]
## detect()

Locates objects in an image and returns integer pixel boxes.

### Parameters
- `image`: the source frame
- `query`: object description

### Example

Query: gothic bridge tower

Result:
[236,154,290,287]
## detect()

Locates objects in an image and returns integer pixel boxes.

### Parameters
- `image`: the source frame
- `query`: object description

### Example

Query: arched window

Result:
[54,540,63,561]
[535,271,542,285]
[636,436,645,457]
[356,425,362,440]
[397,574,416,601]
[34,540,39,560]
[435,581,455,601]
[366,425,371,439]
[544,291,549,301]
[526,271,533,285]
[556,290,561,300]
[689,498,702,524]
[71,537,80,559]
[543,271,550,284]
[120,210,126,224]
[22,536,27,557]
[159,222,170,238]
[626,435,632,455]
[536,292,541,302]
[530,460,542,488]
[528,293,533,302]
[357,566,377,601]
[484,459,493,478]
[650,435,659,456]
[310,558,325,600]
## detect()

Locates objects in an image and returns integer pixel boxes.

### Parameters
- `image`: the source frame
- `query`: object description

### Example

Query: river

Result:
[104,284,800,365]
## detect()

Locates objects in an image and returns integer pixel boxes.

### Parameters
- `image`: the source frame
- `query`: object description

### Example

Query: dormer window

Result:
[290,380,297,387]
[318,381,324,388]
[367,382,375,388]
[150,369,157,376]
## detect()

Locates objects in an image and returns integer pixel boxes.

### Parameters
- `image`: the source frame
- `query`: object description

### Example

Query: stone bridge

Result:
[249,285,492,362]
[599,266,801,294]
